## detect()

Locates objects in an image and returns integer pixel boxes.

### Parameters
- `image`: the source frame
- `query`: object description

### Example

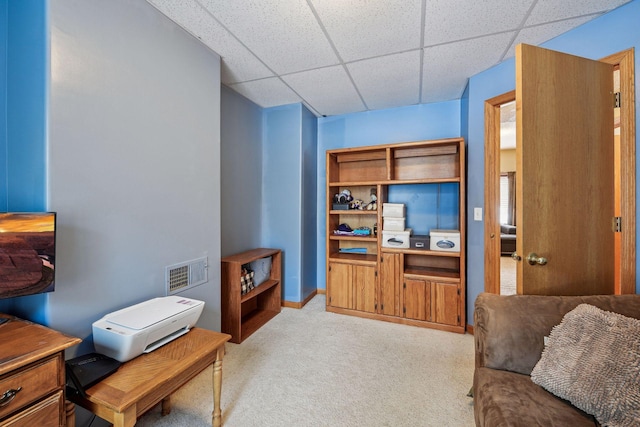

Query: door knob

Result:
[511,252,522,261]
[526,253,548,266]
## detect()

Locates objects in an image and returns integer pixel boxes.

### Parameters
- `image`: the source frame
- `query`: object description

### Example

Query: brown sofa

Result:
[473,292,640,426]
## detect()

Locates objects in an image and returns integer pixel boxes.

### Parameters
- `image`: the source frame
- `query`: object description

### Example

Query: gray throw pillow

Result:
[249,256,272,287]
[531,304,640,427]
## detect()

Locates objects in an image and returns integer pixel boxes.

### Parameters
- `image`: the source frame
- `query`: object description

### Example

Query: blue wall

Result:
[5,0,47,212]
[316,101,461,290]
[465,0,640,324]
[263,104,303,302]
[0,0,48,316]
[0,1,7,213]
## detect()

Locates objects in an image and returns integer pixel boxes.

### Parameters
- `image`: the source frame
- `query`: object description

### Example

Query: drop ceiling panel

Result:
[147,0,273,84]
[229,77,302,108]
[311,0,422,62]
[200,0,339,75]
[348,51,421,111]
[504,16,595,60]
[145,0,632,116]
[424,0,534,46]
[283,66,366,116]
[422,33,515,103]
[526,0,630,26]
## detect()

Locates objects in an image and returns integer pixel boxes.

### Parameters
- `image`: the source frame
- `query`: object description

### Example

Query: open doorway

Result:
[484,48,636,295]
[499,100,516,295]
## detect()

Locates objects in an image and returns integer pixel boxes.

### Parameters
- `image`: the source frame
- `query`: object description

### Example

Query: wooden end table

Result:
[68,328,230,427]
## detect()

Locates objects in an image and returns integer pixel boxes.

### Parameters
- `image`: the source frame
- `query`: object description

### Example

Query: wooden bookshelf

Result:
[221,248,281,343]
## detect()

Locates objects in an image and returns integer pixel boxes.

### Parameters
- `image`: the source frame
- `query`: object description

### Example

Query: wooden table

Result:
[68,328,230,427]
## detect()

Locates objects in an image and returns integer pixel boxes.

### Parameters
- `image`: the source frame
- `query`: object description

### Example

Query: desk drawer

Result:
[1,390,62,427]
[0,357,60,420]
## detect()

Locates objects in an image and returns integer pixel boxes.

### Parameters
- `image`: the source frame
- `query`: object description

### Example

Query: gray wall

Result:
[220,85,264,257]
[43,0,221,352]
[301,105,318,297]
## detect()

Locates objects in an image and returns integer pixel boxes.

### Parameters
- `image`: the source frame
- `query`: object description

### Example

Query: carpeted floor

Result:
[136,295,475,427]
[500,256,517,295]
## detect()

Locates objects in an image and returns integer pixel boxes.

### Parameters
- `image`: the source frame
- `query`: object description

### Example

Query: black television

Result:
[0,212,56,299]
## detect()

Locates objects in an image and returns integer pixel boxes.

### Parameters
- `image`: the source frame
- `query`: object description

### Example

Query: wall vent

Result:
[166,256,208,295]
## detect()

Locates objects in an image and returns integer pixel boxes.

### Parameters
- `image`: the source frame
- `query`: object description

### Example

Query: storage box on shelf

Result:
[221,248,281,344]
[325,138,466,333]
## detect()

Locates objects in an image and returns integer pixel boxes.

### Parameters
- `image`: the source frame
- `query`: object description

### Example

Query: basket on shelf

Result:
[240,264,254,295]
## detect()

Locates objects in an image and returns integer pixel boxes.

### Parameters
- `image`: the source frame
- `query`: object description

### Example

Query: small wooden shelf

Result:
[240,279,279,303]
[329,210,377,215]
[330,235,377,242]
[329,178,460,186]
[404,266,460,281]
[329,252,377,265]
[382,248,461,257]
[222,248,281,344]
[240,309,280,342]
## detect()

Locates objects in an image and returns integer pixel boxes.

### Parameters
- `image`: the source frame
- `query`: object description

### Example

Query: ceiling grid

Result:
[146,0,631,117]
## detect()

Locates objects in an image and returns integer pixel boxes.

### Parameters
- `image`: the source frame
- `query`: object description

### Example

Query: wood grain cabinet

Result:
[325,138,466,333]
[221,248,282,344]
[0,315,80,426]
[327,261,376,313]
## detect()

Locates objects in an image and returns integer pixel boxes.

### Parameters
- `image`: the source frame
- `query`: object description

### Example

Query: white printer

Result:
[93,296,204,362]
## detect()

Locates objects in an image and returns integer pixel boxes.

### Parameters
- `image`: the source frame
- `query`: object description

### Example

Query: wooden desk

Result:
[69,328,230,427]
[0,315,80,426]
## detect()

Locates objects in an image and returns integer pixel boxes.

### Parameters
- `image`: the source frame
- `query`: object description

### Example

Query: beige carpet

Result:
[136,295,475,427]
[500,256,517,296]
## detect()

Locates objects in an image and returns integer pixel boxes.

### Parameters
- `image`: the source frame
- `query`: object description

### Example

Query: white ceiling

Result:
[146,0,630,117]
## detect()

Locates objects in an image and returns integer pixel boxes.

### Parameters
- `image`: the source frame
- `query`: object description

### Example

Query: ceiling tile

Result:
[199,0,339,75]
[526,0,630,26]
[503,16,594,60]
[147,0,274,84]
[424,0,534,46]
[311,0,422,62]
[282,66,366,116]
[347,51,421,111]
[228,77,302,108]
[422,32,515,103]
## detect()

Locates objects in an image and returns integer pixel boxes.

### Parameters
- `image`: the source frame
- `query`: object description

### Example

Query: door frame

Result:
[484,48,636,295]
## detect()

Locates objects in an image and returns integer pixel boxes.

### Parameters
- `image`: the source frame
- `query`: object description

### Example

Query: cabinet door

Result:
[403,278,431,321]
[328,262,352,309]
[353,265,376,313]
[433,281,460,326]
[379,253,399,316]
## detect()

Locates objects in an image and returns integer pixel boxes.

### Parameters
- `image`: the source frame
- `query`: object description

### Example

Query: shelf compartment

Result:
[329,209,377,215]
[328,252,377,265]
[404,266,460,281]
[330,235,376,242]
[240,309,280,342]
[383,248,461,258]
[328,151,387,182]
[240,279,279,304]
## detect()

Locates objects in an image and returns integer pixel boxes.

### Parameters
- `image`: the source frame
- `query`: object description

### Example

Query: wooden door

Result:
[353,265,376,313]
[433,282,459,326]
[379,253,399,316]
[516,44,614,295]
[327,262,352,309]
[403,278,430,321]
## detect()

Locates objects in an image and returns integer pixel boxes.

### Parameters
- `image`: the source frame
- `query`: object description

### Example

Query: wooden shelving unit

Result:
[325,138,466,333]
[221,248,281,343]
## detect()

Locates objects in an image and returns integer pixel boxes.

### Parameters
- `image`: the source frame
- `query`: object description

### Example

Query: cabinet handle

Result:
[0,387,22,407]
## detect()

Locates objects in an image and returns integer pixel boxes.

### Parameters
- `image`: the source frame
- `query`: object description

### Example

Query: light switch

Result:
[474,207,483,221]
